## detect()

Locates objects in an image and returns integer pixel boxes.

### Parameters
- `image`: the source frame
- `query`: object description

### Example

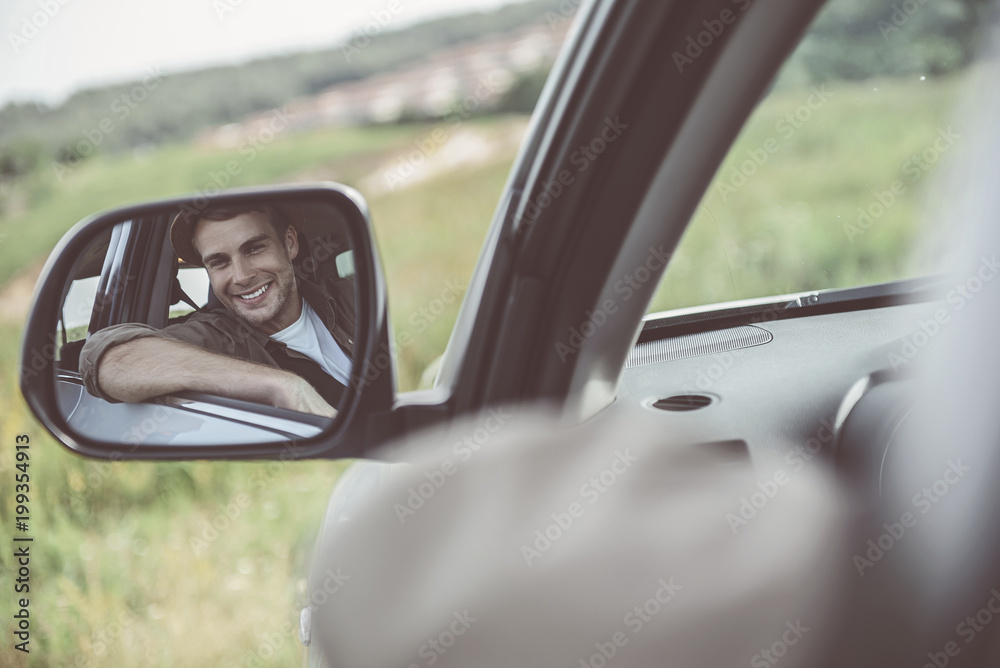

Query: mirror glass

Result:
[52,197,360,448]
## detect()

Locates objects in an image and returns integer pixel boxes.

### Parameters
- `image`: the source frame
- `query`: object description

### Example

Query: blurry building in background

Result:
[204,21,570,149]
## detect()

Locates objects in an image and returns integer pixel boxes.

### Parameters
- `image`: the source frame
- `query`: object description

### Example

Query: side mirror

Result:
[20,183,394,460]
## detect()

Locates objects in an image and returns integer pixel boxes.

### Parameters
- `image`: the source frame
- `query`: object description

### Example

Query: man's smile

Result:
[236,281,272,303]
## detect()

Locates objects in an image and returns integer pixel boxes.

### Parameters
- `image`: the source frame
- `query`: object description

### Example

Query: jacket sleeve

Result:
[78,317,244,402]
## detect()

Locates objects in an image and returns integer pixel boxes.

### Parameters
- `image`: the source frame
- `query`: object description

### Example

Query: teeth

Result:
[239,283,269,300]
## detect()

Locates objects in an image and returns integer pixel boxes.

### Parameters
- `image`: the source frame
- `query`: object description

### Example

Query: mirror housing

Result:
[20,183,395,460]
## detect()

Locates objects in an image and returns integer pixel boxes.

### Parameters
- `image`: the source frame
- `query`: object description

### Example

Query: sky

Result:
[0,0,528,106]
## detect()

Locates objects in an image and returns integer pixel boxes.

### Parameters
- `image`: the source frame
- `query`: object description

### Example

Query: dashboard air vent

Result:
[652,394,714,412]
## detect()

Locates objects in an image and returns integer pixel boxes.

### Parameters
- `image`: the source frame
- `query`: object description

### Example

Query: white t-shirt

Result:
[270,299,352,385]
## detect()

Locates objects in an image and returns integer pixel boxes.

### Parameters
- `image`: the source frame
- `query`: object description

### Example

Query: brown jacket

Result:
[79,277,355,404]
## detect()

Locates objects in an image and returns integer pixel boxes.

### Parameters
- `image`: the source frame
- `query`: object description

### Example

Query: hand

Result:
[271,374,338,418]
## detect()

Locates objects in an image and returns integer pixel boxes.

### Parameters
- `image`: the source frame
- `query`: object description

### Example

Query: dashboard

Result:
[617,302,933,479]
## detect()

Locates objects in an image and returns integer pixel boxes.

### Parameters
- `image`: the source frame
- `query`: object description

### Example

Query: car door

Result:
[304,0,1000,665]
[302,0,837,663]
[428,0,827,420]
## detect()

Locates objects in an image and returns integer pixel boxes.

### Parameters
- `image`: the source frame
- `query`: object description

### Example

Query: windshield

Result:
[648,0,996,314]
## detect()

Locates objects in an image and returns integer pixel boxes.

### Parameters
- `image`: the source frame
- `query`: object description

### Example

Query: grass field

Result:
[0,69,969,666]
[0,116,516,667]
[649,73,965,313]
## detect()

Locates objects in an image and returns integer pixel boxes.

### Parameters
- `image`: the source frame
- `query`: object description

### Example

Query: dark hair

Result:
[195,204,293,237]
[170,203,300,266]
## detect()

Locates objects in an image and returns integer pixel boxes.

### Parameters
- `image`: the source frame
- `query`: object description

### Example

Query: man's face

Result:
[192,211,301,335]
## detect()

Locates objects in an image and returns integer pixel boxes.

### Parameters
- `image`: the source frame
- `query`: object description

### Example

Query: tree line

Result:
[1,0,995,181]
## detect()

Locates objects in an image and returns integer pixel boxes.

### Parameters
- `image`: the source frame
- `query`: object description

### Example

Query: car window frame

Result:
[415,0,831,428]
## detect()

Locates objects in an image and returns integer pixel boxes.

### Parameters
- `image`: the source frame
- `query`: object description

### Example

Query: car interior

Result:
[58,202,357,366]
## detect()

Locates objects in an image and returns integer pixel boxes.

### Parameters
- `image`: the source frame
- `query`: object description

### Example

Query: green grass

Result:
[0,115,516,666]
[0,69,973,665]
[370,155,513,390]
[0,122,424,286]
[649,73,966,312]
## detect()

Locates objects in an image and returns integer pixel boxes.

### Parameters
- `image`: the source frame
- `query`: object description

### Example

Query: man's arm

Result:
[96,337,337,418]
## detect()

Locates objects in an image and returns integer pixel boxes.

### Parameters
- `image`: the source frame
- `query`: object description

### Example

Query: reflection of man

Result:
[79,205,355,417]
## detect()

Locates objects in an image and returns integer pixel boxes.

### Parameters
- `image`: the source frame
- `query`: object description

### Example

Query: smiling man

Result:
[79,204,355,418]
